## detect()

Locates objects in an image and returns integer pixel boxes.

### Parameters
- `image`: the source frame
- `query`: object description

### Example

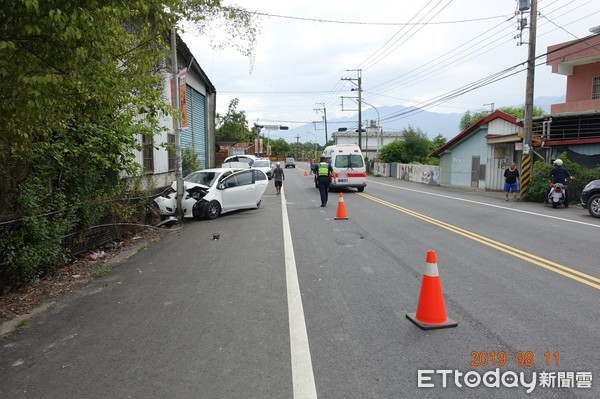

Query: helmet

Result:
[276,162,280,166]
[553,159,563,166]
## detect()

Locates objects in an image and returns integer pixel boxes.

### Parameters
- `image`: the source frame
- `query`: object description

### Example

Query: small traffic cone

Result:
[406,250,457,330]
[334,193,349,220]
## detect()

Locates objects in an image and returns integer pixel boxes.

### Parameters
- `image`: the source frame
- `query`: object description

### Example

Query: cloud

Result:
[182,0,600,142]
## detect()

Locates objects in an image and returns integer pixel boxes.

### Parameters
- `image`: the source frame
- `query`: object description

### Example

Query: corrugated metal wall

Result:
[183,86,207,168]
[487,143,514,191]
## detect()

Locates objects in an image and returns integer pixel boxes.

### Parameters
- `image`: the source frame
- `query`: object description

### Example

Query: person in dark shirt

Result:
[548,159,573,207]
[503,162,520,201]
[272,162,285,195]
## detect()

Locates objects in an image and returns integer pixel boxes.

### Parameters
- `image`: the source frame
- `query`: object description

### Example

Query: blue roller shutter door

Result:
[184,86,207,168]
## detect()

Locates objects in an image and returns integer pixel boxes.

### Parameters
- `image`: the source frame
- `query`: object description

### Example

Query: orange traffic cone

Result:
[334,193,349,220]
[406,250,457,330]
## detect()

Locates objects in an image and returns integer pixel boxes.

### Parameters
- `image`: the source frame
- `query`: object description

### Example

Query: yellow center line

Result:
[358,192,600,291]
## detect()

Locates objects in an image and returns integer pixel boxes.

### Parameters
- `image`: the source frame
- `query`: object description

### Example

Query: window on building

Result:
[593,76,600,100]
[142,134,154,173]
[168,133,176,171]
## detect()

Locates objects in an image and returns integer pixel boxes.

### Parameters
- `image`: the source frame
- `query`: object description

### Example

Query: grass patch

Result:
[93,264,112,278]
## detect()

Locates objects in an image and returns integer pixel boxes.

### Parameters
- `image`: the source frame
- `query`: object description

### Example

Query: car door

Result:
[252,170,268,203]
[220,170,256,212]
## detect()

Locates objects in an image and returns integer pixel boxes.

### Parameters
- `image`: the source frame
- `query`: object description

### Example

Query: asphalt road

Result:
[1,163,599,399]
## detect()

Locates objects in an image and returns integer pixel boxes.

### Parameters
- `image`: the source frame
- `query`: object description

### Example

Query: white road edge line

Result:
[369,180,600,228]
[281,188,318,399]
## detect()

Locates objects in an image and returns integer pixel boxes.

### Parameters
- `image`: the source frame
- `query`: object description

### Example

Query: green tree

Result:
[182,147,202,176]
[459,110,489,131]
[498,105,545,120]
[380,141,405,163]
[430,134,447,153]
[424,134,447,165]
[0,0,258,287]
[270,138,292,158]
[216,98,251,142]
[402,127,430,163]
[379,129,444,165]
[459,106,545,131]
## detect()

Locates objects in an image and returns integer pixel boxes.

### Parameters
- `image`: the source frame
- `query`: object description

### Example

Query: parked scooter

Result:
[547,182,566,208]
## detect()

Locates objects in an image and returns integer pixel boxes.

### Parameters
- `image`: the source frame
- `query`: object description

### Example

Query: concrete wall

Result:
[373,162,440,186]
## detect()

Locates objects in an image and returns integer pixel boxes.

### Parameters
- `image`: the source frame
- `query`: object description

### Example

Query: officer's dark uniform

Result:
[317,161,333,207]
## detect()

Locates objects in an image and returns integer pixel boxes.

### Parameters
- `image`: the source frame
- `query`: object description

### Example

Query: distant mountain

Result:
[290,96,565,142]
[534,95,564,113]
[291,105,463,141]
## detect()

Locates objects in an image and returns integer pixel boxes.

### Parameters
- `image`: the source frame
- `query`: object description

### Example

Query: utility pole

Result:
[253,123,262,157]
[314,103,329,143]
[520,0,537,199]
[295,133,300,159]
[342,69,362,150]
[170,28,183,220]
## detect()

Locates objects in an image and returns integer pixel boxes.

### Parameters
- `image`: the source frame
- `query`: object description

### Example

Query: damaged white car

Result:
[154,168,268,220]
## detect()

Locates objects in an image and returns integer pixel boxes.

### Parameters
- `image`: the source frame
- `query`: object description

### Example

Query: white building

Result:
[130,35,216,189]
[332,121,405,160]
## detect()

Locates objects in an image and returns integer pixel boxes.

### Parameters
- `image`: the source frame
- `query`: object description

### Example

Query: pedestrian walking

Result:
[309,159,314,175]
[503,162,520,201]
[316,157,334,207]
[272,161,285,195]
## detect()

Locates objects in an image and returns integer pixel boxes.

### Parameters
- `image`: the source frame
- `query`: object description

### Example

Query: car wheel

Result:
[205,200,221,219]
[588,193,600,218]
[256,199,261,209]
[358,187,365,192]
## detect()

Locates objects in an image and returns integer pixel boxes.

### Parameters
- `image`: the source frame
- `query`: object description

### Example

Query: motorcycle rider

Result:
[548,159,573,207]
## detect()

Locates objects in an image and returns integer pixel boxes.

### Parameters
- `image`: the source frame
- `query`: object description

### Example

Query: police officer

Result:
[317,157,334,207]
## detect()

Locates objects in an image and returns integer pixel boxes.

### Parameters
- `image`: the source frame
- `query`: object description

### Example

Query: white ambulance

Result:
[321,144,367,192]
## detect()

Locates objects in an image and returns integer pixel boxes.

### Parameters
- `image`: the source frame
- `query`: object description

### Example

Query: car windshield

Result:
[286,158,294,163]
[253,160,270,167]
[334,154,364,168]
[184,171,220,187]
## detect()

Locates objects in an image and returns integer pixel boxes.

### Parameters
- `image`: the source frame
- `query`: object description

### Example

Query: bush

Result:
[182,147,202,177]
[527,152,585,204]
[0,174,150,290]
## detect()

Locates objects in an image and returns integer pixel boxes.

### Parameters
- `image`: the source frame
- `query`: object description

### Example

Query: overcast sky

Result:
[182,0,600,143]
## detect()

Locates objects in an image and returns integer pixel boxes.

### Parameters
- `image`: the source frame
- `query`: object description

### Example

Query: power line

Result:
[362,0,591,104]
[358,0,456,71]
[368,16,516,93]
[378,32,600,123]
[238,9,507,26]
[356,0,440,70]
